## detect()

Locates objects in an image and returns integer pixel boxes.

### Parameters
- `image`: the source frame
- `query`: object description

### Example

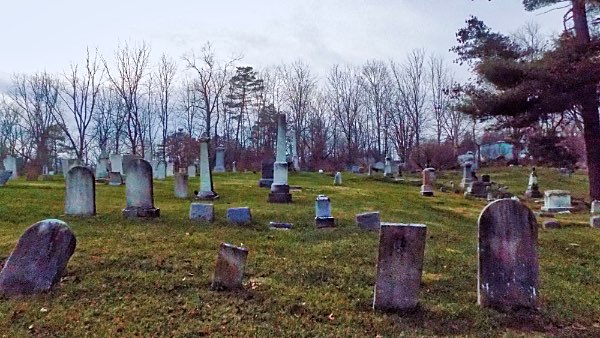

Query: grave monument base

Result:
[268,184,292,203]
[315,217,335,228]
[122,207,160,218]
[196,191,220,200]
[420,185,434,197]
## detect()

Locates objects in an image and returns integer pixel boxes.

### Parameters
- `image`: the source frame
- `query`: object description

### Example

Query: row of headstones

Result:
[0,199,540,313]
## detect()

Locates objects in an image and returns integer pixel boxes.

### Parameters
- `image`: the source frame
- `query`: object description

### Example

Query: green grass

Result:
[0,167,599,337]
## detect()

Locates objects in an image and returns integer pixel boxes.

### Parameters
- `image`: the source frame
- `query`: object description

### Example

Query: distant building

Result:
[480,141,514,161]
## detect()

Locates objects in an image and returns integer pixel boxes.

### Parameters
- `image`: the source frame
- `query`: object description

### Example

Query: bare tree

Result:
[157,53,177,160]
[429,54,452,145]
[362,60,392,157]
[179,77,202,137]
[103,41,151,155]
[183,42,239,139]
[53,48,103,161]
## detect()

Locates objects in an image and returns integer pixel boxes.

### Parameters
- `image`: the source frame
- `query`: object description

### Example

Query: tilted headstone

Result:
[65,166,96,216]
[109,154,123,174]
[227,207,252,225]
[174,173,189,198]
[122,159,160,218]
[420,168,436,196]
[356,211,380,231]
[156,161,167,180]
[0,219,76,297]
[3,155,17,179]
[214,146,226,172]
[211,243,249,290]
[189,203,214,222]
[333,172,342,185]
[187,164,197,177]
[373,223,426,312]
[108,171,123,186]
[268,114,292,203]
[315,195,335,228]
[258,158,275,188]
[478,199,539,311]
[541,190,572,212]
[525,168,542,198]
[0,170,12,186]
[196,133,219,200]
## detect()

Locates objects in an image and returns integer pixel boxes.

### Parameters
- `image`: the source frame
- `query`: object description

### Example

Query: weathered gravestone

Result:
[109,154,123,174]
[166,161,174,177]
[65,166,96,216]
[232,161,237,173]
[187,164,197,177]
[591,200,600,228]
[383,156,393,177]
[95,152,110,182]
[333,172,342,185]
[0,170,12,186]
[0,219,76,297]
[214,146,226,172]
[174,173,189,198]
[373,223,427,312]
[525,168,542,198]
[121,154,139,176]
[541,190,572,212]
[461,162,473,189]
[227,207,252,225]
[315,195,335,228]
[211,243,249,290]
[420,168,436,196]
[122,159,160,218]
[189,203,214,222]
[155,161,167,180]
[268,114,292,203]
[356,211,380,231]
[196,133,219,200]
[108,171,123,186]
[3,155,18,179]
[478,199,539,311]
[258,158,275,188]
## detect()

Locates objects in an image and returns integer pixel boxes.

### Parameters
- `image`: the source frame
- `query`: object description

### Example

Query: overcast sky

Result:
[0,0,566,88]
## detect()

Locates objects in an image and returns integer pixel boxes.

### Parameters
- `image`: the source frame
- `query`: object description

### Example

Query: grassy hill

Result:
[0,167,598,336]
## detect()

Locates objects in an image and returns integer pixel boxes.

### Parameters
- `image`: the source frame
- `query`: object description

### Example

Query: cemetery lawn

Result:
[0,167,599,337]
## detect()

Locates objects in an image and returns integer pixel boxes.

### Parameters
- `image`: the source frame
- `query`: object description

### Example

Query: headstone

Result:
[383,156,393,177]
[196,133,219,200]
[258,159,275,188]
[174,173,189,198]
[591,216,600,228]
[214,146,226,172]
[333,172,342,185]
[109,154,123,174]
[232,161,237,173]
[211,243,249,290]
[542,219,561,229]
[268,114,292,203]
[590,200,600,228]
[166,161,174,177]
[269,222,293,230]
[481,174,491,183]
[0,219,76,297]
[0,171,12,186]
[478,199,539,311]
[187,164,197,177]
[95,153,110,181]
[315,195,335,228]
[466,181,489,198]
[290,133,301,171]
[356,211,380,231]
[42,165,49,175]
[591,200,600,214]
[189,203,214,222]
[373,223,426,312]
[156,161,167,180]
[420,168,436,196]
[541,190,572,212]
[122,159,160,218]
[65,166,96,216]
[460,162,472,189]
[108,172,123,186]
[122,154,139,176]
[525,168,542,198]
[151,160,159,178]
[227,207,252,225]
[3,155,17,180]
